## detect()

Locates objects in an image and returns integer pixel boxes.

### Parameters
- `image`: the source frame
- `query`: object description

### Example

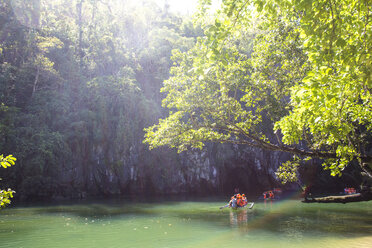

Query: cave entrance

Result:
[222,167,262,197]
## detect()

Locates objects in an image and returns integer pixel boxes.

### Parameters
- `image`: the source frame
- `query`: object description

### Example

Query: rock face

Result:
[52,142,292,200]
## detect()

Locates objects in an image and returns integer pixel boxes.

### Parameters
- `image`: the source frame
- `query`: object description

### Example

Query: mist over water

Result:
[0,199,371,248]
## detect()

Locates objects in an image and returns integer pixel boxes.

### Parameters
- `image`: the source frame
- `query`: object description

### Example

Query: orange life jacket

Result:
[237,198,244,207]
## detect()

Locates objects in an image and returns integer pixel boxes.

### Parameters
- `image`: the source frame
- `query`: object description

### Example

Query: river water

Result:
[0,199,371,248]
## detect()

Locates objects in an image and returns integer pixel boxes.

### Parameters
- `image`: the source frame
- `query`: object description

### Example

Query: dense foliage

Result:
[0,154,15,207]
[0,0,201,200]
[145,0,372,183]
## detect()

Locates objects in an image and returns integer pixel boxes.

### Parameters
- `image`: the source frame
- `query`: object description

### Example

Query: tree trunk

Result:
[31,66,40,98]
[361,162,372,179]
[303,192,372,203]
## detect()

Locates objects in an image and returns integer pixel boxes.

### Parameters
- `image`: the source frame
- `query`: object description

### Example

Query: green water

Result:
[0,199,371,248]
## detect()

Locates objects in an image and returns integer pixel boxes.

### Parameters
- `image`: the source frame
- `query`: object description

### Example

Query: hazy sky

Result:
[163,0,198,13]
[9,0,221,29]
[153,0,221,14]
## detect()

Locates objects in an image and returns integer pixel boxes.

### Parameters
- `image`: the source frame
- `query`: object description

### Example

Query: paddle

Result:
[219,204,230,209]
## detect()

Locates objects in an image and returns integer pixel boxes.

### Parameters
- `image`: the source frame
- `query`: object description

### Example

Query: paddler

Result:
[228,195,234,207]
[242,194,247,206]
[269,191,274,199]
[237,194,245,207]
[229,195,238,209]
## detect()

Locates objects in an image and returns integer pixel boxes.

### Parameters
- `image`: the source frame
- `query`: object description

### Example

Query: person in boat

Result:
[229,195,238,208]
[228,195,234,206]
[242,194,247,206]
[237,194,249,207]
[269,191,274,199]
[237,194,244,207]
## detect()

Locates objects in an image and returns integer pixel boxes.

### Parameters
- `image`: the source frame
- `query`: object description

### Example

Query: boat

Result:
[258,188,282,200]
[220,202,254,210]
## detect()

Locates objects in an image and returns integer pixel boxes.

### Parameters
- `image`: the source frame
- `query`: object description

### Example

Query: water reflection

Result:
[229,209,248,227]
[225,200,372,239]
[2,200,372,238]
[278,216,305,240]
[264,199,273,209]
